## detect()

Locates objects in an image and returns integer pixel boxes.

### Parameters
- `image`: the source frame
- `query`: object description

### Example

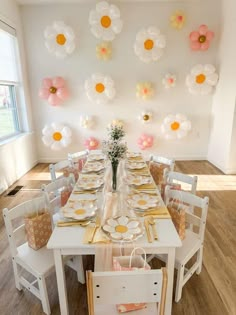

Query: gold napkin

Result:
[135,183,156,190]
[83,226,111,244]
[128,156,144,162]
[136,206,171,218]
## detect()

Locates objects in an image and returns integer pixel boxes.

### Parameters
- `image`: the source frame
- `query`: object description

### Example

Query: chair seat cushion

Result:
[16,242,54,275]
[175,229,201,264]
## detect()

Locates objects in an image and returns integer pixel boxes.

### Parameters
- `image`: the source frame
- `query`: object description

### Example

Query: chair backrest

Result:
[163,169,198,194]
[3,196,49,257]
[165,186,209,242]
[68,150,89,170]
[49,160,72,181]
[86,268,167,315]
[149,154,175,171]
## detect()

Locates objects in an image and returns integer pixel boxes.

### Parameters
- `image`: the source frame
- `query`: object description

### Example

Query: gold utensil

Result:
[57,220,91,227]
[144,218,152,243]
[136,211,168,217]
[148,216,158,240]
[73,190,96,194]
[88,216,101,243]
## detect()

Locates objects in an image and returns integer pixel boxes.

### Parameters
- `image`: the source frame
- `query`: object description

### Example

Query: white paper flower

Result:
[96,41,112,60]
[62,203,97,220]
[103,216,141,240]
[161,114,191,140]
[162,73,177,89]
[127,193,159,210]
[85,73,116,104]
[44,21,75,59]
[136,82,154,100]
[186,64,218,95]
[80,115,94,129]
[134,26,166,63]
[138,111,153,124]
[42,123,72,150]
[89,1,123,41]
[108,119,124,128]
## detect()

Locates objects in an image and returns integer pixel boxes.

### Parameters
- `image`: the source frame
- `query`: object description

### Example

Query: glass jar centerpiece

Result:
[102,123,127,192]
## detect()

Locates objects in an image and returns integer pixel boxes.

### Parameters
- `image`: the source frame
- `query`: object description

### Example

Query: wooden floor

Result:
[0,161,236,315]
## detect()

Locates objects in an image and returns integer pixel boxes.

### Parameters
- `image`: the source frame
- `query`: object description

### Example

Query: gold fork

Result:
[88,216,101,243]
[148,216,158,240]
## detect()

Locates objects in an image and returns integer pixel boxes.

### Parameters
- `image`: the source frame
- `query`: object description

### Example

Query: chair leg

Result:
[74,256,85,284]
[38,275,51,315]
[175,264,185,303]
[196,246,203,275]
[12,260,22,291]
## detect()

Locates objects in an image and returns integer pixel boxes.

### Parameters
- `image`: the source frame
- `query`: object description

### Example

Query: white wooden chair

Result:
[86,268,167,315]
[41,178,85,285]
[149,155,175,187]
[3,196,54,315]
[149,154,175,171]
[165,186,209,302]
[68,150,89,171]
[49,160,72,181]
[163,169,198,194]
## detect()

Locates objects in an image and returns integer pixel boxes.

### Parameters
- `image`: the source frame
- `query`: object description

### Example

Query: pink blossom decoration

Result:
[189,25,214,51]
[39,76,69,106]
[137,134,154,150]
[84,137,99,150]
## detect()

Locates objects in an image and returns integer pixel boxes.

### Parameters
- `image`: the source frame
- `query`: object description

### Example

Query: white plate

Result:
[126,152,142,158]
[126,193,160,210]
[126,175,152,186]
[127,162,146,170]
[82,162,105,172]
[102,216,143,242]
[87,154,106,161]
[77,178,104,190]
[61,202,98,220]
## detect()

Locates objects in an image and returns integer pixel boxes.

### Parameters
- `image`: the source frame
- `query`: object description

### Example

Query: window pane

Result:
[0,85,19,138]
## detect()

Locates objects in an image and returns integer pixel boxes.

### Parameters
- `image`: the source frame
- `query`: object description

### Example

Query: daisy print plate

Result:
[102,216,143,242]
[127,162,146,170]
[87,154,106,161]
[62,202,98,220]
[126,175,152,186]
[82,162,105,172]
[77,178,104,190]
[127,193,160,210]
[127,152,142,158]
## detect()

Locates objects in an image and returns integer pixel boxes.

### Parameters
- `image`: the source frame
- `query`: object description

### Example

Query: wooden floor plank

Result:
[0,161,236,315]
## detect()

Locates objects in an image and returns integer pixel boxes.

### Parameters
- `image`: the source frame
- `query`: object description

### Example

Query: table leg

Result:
[165,248,175,315]
[54,249,69,315]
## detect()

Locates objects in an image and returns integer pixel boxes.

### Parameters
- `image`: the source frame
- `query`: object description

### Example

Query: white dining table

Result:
[47,156,182,315]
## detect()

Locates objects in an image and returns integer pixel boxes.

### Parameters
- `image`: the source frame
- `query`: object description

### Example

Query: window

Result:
[0,20,21,141]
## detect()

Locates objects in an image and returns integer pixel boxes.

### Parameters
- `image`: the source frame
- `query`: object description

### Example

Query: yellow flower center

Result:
[101,16,111,28]
[144,39,154,50]
[198,35,206,43]
[138,200,147,205]
[171,121,180,131]
[53,132,62,141]
[143,114,149,121]
[90,141,95,146]
[115,225,128,233]
[56,34,66,45]
[95,83,105,93]
[74,209,86,215]
[196,74,206,84]
[49,86,57,94]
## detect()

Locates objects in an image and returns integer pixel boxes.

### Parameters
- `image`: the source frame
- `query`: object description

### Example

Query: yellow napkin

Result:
[136,207,171,218]
[128,156,144,162]
[83,226,111,244]
[135,183,156,190]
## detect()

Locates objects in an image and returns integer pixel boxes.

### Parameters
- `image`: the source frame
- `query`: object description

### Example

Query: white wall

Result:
[207,0,236,174]
[0,0,37,193]
[21,0,220,163]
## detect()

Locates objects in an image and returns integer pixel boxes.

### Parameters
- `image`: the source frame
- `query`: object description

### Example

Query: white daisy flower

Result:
[136,82,154,100]
[127,193,159,210]
[162,73,177,89]
[134,26,166,63]
[85,73,116,104]
[62,204,97,220]
[126,175,152,186]
[89,1,123,41]
[138,111,153,124]
[44,21,75,59]
[186,64,218,95]
[79,115,94,129]
[108,119,124,128]
[103,216,141,240]
[161,114,191,140]
[42,123,72,150]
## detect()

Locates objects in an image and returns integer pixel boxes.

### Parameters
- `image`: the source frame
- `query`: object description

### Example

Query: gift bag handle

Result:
[129,247,147,269]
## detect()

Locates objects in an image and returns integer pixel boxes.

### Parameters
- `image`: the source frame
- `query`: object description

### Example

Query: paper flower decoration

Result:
[108,119,124,128]
[38,77,69,106]
[44,21,75,59]
[84,137,99,150]
[186,64,218,95]
[138,111,152,124]
[42,123,72,150]
[189,25,214,51]
[137,134,154,150]
[136,82,154,100]
[162,74,177,89]
[96,41,112,60]
[80,115,94,129]
[85,73,116,104]
[89,1,123,41]
[170,11,186,29]
[161,114,191,140]
[134,27,166,63]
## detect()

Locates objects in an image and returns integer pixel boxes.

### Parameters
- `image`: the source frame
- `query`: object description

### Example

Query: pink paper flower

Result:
[84,137,99,150]
[189,25,214,51]
[39,76,69,106]
[137,134,154,150]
